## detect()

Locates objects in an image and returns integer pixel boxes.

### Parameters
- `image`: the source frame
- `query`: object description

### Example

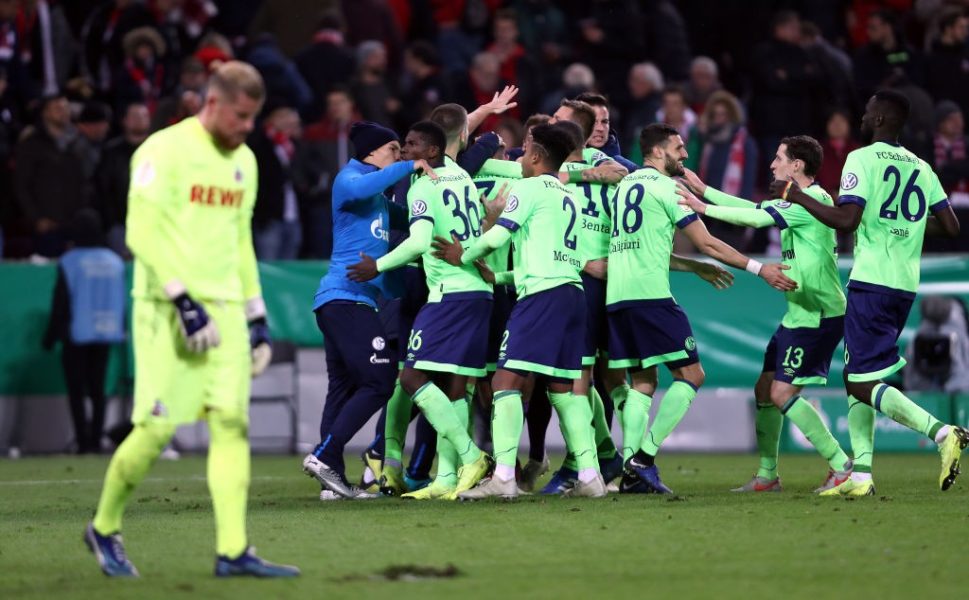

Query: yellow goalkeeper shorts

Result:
[130,298,250,426]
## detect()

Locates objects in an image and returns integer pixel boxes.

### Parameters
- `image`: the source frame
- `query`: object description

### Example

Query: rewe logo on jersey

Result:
[370,214,389,241]
[190,184,244,208]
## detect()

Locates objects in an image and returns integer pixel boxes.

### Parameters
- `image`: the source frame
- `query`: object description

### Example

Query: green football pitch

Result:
[1,453,966,599]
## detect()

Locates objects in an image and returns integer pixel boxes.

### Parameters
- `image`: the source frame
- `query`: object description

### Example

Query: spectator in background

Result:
[925,8,969,116]
[854,10,923,101]
[95,102,150,258]
[80,0,155,93]
[42,209,126,454]
[351,40,399,127]
[398,40,446,127]
[298,87,360,258]
[640,0,692,81]
[817,109,860,196]
[74,101,111,184]
[685,90,758,249]
[801,20,856,122]
[487,8,539,116]
[621,62,663,154]
[684,56,721,115]
[14,94,85,257]
[341,0,404,70]
[932,100,969,208]
[540,62,594,115]
[514,0,569,93]
[0,66,22,258]
[656,85,696,143]
[295,11,356,120]
[246,0,335,57]
[749,10,821,173]
[16,0,77,97]
[151,56,206,131]
[244,33,313,117]
[114,27,168,116]
[575,0,644,102]
[452,52,510,132]
[251,105,303,260]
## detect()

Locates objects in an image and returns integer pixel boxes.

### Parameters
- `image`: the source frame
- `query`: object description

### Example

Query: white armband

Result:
[745,259,763,276]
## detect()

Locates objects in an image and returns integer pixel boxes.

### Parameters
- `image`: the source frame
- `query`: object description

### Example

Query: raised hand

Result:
[768,178,801,202]
[680,168,707,196]
[413,159,439,180]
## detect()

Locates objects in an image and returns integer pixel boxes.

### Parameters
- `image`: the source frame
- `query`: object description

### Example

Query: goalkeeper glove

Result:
[246,297,272,376]
[165,281,220,353]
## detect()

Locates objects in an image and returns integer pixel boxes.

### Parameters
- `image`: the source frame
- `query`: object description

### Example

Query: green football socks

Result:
[549,392,597,470]
[589,386,618,459]
[383,380,412,469]
[92,421,175,535]
[754,402,783,479]
[781,396,850,472]
[641,380,696,457]
[492,390,524,467]
[847,395,875,474]
[432,398,471,487]
[412,382,481,464]
[873,384,945,441]
[620,388,652,461]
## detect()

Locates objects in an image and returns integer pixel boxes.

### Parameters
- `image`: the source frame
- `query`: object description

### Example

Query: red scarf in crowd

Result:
[700,126,748,196]
[125,58,165,114]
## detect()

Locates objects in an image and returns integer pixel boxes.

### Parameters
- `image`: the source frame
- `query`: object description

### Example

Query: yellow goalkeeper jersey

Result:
[126,117,261,302]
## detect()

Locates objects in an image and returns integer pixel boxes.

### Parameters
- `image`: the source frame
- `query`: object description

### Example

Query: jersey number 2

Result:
[562,196,578,250]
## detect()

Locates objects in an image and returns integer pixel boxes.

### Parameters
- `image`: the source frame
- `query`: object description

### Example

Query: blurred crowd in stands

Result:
[0,0,968,261]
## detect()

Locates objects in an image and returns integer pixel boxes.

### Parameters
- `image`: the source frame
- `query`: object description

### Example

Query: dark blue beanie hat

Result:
[350,121,399,161]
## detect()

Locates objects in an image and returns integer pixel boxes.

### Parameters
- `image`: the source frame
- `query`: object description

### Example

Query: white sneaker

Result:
[565,474,607,498]
[303,454,378,499]
[457,476,518,501]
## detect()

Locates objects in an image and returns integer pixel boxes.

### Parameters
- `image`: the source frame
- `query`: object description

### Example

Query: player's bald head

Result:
[207,61,266,104]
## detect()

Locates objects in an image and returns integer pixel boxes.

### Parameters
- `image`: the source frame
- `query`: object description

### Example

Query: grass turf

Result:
[1,452,967,599]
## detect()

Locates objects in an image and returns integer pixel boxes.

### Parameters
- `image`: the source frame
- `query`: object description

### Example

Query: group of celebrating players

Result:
[79,60,968,580]
[301,83,969,504]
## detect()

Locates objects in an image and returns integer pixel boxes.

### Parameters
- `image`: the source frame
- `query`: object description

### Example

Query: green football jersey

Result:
[607,166,698,305]
[408,163,491,302]
[472,159,521,274]
[760,185,846,328]
[838,142,949,294]
[563,161,612,262]
[497,173,583,298]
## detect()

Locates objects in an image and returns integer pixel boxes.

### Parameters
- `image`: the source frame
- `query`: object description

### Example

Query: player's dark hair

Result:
[551,120,585,154]
[780,135,823,177]
[524,113,550,132]
[409,120,447,157]
[574,92,609,108]
[530,123,577,169]
[639,123,679,157]
[428,103,468,143]
[559,99,596,141]
[872,89,910,133]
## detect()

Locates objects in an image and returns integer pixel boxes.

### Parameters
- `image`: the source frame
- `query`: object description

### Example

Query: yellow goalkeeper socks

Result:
[207,410,250,558]
[92,421,175,535]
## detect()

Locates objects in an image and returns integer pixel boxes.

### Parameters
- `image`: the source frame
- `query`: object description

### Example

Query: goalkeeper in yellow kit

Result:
[83,62,299,578]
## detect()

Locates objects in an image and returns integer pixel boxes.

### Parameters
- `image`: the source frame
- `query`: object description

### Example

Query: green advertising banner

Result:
[1,256,967,394]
